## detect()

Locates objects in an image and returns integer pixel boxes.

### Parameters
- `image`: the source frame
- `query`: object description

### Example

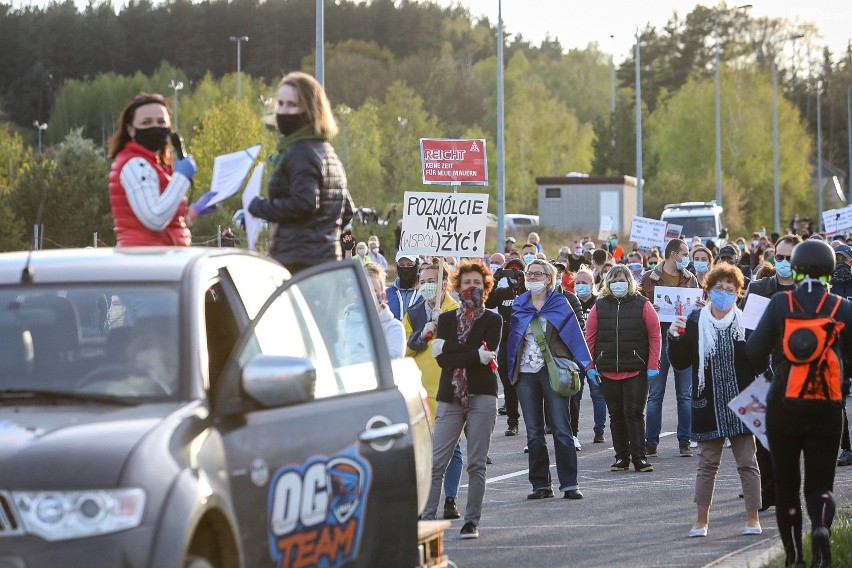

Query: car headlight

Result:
[12,488,145,541]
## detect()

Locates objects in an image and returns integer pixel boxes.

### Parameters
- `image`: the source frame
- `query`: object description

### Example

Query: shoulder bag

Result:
[529,317,581,397]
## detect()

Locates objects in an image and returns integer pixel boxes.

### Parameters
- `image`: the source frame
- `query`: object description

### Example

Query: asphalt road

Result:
[441,383,852,568]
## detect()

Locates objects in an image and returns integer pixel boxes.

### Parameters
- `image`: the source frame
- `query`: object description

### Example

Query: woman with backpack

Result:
[669,263,762,538]
[746,239,852,568]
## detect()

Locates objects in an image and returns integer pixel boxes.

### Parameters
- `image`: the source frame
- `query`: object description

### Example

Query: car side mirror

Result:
[241,355,316,408]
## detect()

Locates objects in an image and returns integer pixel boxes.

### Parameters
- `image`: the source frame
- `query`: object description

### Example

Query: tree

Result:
[0,122,33,251]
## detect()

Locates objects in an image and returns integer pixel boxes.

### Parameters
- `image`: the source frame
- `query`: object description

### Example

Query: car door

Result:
[217,261,420,568]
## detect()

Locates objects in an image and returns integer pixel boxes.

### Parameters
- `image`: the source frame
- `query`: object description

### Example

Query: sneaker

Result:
[811,526,831,568]
[593,430,606,443]
[610,458,630,471]
[527,488,554,500]
[573,436,582,451]
[486,455,493,465]
[443,497,460,520]
[497,405,507,416]
[634,459,654,472]
[460,521,479,539]
[679,442,694,457]
[837,448,852,466]
[505,424,519,436]
[645,441,658,457]
[523,445,529,453]
[563,489,584,499]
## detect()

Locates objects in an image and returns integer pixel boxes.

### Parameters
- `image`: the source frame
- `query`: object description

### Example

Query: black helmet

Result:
[791,239,835,280]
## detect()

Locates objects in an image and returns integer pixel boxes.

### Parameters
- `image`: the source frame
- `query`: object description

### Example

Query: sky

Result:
[432,0,852,61]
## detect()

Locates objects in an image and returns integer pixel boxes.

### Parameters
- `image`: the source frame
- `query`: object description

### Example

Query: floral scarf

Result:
[452,286,485,409]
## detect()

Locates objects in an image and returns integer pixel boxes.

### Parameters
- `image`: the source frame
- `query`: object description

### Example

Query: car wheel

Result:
[184,556,215,568]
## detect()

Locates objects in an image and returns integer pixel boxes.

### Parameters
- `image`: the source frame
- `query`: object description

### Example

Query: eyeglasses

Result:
[525,271,548,278]
[712,286,738,295]
[775,254,791,261]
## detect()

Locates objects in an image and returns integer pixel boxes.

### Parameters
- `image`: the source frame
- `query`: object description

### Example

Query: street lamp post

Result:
[33,121,47,153]
[713,4,751,208]
[168,80,184,131]
[316,0,324,85]
[496,0,506,250]
[229,35,249,100]
[817,81,823,230]
[610,35,616,149]
[847,83,851,204]
[771,34,804,234]
[635,29,643,216]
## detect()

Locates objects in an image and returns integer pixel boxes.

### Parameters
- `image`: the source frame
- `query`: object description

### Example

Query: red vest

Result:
[109,142,191,247]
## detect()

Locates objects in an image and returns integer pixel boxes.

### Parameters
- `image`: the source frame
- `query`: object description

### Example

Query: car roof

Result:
[0,247,253,285]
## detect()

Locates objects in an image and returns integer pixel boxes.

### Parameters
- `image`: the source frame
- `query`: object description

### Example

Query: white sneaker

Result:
[689,440,699,449]
[573,436,582,451]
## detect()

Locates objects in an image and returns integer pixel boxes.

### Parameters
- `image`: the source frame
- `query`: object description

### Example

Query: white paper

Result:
[630,216,668,250]
[727,376,770,448]
[822,205,852,236]
[208,144,262,207]
[653,286,704,323]
[241,163,264,251]
[741,293,771,330]
[598,215,613,241]
[665,223,683,245]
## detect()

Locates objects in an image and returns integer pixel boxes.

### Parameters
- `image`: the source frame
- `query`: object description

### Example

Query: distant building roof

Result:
[535,175,638,186]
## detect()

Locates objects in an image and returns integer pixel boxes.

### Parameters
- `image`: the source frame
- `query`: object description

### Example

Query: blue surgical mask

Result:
[709,289,736,311]
[575,283,591,297]
[610,282,629,298]
[610,239,618,247]
[523,253,536,265]
[775,260,793,278]
[676,257,690,271]
[693,261,709,274]
[489,263,502,274]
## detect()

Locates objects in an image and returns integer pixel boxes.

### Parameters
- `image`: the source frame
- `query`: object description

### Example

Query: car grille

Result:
[0,493,23,536]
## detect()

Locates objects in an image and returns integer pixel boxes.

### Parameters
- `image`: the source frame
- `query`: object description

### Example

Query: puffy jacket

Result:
[592,295,650,372]
[109,142,191,246]
[249,139,354,266]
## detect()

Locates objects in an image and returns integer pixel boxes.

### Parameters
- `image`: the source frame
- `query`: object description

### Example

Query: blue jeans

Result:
[583,372,608,434]
[516,367,579,492]
[444,443,463,498]
[645,331,692,446]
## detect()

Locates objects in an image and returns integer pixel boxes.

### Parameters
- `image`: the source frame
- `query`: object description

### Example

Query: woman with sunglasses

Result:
[669,263,762,538]
[108,94,210,246]
[507,259,592,500]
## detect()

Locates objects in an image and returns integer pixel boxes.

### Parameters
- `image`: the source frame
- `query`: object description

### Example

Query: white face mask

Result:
[419,282,438,302]
[525,280,547,294]
[489,263,502,274]
[370,246,378,254]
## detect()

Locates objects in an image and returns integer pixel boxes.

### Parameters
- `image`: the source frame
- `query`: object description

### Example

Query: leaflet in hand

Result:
[208,144,262,207]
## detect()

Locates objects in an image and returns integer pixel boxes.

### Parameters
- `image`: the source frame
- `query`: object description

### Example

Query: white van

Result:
[660,202,725,246]
[504,213,540,231]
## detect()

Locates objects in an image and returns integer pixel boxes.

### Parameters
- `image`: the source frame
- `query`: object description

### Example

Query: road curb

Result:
[703,534,784,568]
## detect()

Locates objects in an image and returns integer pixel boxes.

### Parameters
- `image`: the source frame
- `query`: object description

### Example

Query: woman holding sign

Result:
[668,263,761,538]
[248,71,353,274]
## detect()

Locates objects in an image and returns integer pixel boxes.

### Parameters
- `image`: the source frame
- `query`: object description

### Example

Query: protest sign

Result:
[727,376,770,448]
[652,286,704,323]
[664,223,683,245]
[630,216,667,249]
[399,192,489,257]
[822,206,852,236]
[598,216,613,241]
[420,139,487,185]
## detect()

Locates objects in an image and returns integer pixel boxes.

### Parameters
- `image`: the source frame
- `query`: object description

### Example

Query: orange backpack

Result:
[778,291,845,410]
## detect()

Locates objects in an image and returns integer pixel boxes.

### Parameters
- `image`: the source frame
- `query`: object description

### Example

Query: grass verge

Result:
[762,507,852,567]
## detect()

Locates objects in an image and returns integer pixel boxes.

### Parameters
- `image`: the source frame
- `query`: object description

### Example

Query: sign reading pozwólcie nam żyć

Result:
[399,192,489,257]
[420,138,488,185]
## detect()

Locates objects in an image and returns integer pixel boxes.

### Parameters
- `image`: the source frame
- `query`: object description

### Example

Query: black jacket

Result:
[249,139,354,266]
[592,295,649,373]
[434,309,502,402]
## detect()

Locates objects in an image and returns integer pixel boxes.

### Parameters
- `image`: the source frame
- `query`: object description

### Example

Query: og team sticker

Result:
[267,444,372,568]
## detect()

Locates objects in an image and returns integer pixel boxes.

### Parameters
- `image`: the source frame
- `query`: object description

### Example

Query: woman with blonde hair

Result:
[585,264,661,472]
[690,244,714,288]
[249,71,354,274]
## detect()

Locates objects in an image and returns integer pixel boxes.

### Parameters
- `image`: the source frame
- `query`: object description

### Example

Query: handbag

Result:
[529,317,581,397]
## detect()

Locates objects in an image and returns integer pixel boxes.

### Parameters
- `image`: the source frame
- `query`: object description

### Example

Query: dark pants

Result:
[516,367,579,491]
[498,342,519,426]
[600,371,649,463]
[766,397,842,564]
[755,440,775,505]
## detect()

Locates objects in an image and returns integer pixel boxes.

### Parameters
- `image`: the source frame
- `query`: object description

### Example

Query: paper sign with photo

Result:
[741,293,771,330]
[727,376,770,449]
[653,286,704,323]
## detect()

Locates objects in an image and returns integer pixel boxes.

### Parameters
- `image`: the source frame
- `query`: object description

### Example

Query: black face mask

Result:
[397,265,418,287]
[133,126,170,153]
[276,112,309,136]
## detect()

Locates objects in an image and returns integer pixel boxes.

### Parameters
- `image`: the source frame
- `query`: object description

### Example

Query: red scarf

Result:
[452,286,485,408]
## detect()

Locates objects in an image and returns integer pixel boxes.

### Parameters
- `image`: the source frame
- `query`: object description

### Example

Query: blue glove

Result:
[190,191,218,218]
[586,369,601,385]
[174,155,197,180]
[647,369,660,379]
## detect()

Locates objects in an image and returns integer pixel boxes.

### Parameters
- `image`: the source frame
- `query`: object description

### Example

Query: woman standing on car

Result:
[669,263,762,538]
[108,94,212,246]
[585,265,661,473]
[508,259,592,501]
[249,71,354,274]
[420,260,501,540]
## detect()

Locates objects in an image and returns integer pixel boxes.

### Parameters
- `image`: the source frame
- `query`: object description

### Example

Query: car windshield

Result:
[666,215,716,239]
[0,285,180,402]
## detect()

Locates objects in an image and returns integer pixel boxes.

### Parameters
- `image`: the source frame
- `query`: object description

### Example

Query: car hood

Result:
[0,403,182,489]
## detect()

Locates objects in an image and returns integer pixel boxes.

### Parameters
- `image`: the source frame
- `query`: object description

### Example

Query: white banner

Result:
[399,192,489,257]
[630,216,668,249]
[822,206,852,236]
